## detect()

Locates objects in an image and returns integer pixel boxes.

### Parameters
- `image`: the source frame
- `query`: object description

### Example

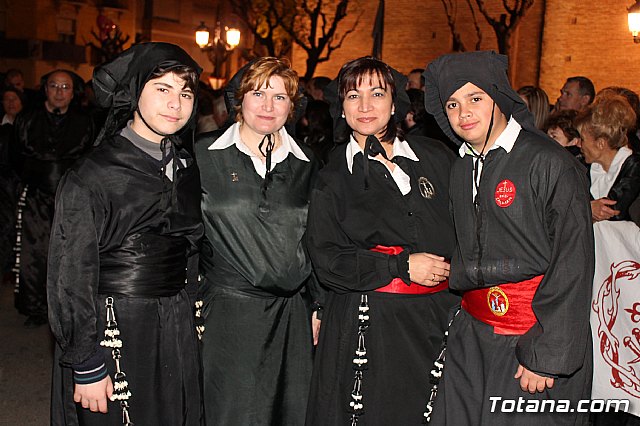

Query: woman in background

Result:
[518,85,550,130]
[575,92,640,223]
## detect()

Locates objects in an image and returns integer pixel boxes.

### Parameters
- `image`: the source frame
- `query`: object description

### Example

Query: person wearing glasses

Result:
[11,69,94,327]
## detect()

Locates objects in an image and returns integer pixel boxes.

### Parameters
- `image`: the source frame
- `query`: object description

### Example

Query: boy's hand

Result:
[514,364,554,394]
[74,375,113,413]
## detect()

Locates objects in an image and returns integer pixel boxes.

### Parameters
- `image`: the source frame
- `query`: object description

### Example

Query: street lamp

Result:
[629,1,640,43]
[195,21,241,89]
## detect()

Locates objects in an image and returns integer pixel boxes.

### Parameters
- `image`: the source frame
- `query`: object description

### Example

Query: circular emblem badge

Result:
[487,286,509,316]
[495,179,516,208]
[419,177,435,199]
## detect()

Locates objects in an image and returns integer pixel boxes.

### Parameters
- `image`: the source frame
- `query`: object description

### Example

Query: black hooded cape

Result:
[47,42,204,426]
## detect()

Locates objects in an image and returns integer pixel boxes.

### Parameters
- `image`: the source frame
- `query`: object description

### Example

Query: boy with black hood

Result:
[47,42,203,425]
[423,51,594,425]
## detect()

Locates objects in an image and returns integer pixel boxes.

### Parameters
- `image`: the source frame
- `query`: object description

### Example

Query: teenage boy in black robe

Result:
[423,51,594,425]
[47,42,203,425]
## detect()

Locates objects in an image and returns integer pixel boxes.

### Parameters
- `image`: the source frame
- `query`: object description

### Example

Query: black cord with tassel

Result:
[258,133,275,197]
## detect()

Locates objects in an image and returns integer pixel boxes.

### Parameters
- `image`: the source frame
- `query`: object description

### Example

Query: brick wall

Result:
[291,0,640,106]
[291,0,546,84]
[540,0,640,103]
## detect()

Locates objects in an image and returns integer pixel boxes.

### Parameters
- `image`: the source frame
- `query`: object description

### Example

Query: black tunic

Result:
[47,134,203,426]
[196,126,321,426]
[305,136,459,426]
[0,122,19,273]
[431,131,595,426]
[13,107,93,317]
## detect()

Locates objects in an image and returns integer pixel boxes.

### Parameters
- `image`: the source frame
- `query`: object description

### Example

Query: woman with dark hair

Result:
[575,92,640,223]
[402,87,429,137]
[545,109,585,165]
[47,42,203,425]
[305,56,458,425]
[196,57,322,425]
[298,99,334,165]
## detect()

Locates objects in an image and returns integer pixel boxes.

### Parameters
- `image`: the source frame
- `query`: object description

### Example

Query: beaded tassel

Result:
[194,275,205,340]
[349,294,370,425]
[99,297,133,424]
[12,185,28,296]
[100,297,122,349]
[194,299,205,340]
[422,308,460,424]
[110,354,131,401]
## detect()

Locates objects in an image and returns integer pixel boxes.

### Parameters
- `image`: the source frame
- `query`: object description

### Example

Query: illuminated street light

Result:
[195,21,241,88]
[629,1,640,43]
[195,21,210,48]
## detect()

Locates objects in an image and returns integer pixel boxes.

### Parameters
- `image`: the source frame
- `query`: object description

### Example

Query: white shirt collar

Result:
[1,114,13,125]
[590,146,633,199]
[345,135,419,174]
[458,117,522,158]
[208,123,309,177]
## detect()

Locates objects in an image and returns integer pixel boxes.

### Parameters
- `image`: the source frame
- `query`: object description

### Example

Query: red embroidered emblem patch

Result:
[494,179,516,208]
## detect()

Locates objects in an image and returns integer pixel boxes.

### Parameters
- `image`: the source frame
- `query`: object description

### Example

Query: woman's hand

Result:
[74,375,113,413]
[408,253,450,287]
[591,198,619,222]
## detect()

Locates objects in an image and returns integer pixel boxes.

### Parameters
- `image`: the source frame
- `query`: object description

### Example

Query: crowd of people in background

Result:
[0,44,639,426]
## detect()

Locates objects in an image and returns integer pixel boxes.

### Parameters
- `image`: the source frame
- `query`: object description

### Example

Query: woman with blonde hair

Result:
[517,85,550,130]
[196,57,322,425]
[575,92,640,222]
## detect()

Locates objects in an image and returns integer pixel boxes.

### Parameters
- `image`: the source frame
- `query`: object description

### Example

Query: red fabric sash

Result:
[461,275,543,335]
[370,245,449,295]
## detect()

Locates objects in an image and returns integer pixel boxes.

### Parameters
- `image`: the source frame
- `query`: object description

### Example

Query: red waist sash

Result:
[461,275,543,335]
[369,245,449,295]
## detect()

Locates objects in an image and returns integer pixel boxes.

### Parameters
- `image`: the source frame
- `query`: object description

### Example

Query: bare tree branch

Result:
[473,0,534,55]
[230,0,359,79]
[465,0,483,50]
[441,0,485,52]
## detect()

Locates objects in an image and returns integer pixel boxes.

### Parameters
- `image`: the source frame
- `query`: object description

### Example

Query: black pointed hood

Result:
[423,50,542,147]
[92,42,202,145]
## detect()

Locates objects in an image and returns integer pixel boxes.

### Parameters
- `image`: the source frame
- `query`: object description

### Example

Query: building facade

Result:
[1,0,638,105]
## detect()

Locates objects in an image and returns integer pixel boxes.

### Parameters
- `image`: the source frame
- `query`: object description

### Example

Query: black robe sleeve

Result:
[47,170,103,366]
[307,175,410,294]
[608,154,640,221]
[515,164,595,377]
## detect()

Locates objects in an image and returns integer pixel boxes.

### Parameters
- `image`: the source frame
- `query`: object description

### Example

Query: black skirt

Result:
[200,283,314,426]
[429,309,592,426]
[50,290,202,426]
[306,289,460,426]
